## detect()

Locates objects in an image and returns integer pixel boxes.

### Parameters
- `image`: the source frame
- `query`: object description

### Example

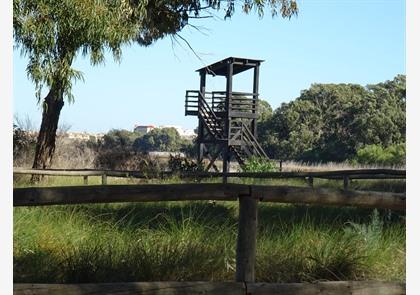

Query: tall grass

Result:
[14,202,405,283]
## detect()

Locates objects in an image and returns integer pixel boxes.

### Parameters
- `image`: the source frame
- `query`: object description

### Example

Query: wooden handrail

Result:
[13,168,406,179]
[198,91,224,139]
[241,123,268,158]
[13,183,405,210]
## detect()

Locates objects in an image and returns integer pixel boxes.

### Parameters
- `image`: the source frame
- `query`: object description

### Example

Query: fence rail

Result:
[13,168,406,187]
[14,168,149,177]
[14,281,406,295]
[14,183,405,210]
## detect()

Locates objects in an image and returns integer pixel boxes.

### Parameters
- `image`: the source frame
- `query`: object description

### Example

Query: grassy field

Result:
[13,176,405,283]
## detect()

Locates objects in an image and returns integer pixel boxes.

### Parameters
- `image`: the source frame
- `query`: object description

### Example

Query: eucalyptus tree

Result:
[14,0,298,172]
[14,0,139,171]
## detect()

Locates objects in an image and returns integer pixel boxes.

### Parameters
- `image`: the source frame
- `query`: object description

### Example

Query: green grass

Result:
[14,201,405,283]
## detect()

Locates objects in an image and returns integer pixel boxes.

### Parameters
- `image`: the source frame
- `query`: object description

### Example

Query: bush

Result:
[13,124,36,167]
[94,150,161,176]
[242,156,277,172]
[133,128,191,153]
[101,129,138,150]
[353,144,405,166]
[168,155,203,173]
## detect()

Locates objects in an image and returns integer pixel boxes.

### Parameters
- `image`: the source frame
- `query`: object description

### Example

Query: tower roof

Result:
[196,57,264,76]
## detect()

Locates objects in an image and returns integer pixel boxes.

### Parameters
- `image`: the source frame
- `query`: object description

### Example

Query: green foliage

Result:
[258,99,273,122]
[259,75,406,163]
[93,128,197,171]
[130,0,298,45]
[242,156,277,172]
[93,129,163,173]
[14,0,138,102]
[100,129,138,150]
[168,155,204,173]
[133,128,190,153]
[353,144,405,166]
[344,209,383,244]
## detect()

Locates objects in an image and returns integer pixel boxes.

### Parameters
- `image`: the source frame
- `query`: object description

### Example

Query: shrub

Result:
[94,150,161,176]
[133,128,192,153]
[101,129,138,150]
[354,144,405,166]
[242,156,277,172]
[52,139,97,169]
[168,155,203,173]
[13,124,36,167]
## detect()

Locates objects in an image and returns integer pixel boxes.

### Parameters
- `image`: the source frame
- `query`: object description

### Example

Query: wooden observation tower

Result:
[185,57,268,173]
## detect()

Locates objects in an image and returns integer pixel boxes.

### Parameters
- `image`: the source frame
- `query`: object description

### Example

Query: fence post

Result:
[83,176,88,185]
[307,176,314,188]
[222,172,226,184]
[343,176,349,190]
[235,195,258,283]
[102,174,107,185]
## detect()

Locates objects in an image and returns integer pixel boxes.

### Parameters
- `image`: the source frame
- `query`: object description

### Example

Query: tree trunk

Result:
[31,84,64,182]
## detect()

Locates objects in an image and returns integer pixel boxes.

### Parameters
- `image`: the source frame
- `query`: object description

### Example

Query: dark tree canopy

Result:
[259,75,406,162]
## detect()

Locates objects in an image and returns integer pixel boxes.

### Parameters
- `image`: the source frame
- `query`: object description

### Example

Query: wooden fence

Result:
[13,168,406,188]
[13,168,406,294]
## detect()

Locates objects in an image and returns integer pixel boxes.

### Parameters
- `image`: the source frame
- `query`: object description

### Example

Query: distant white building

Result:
[66,132,91,141]
[64,132,104,141]
[134,124,155,135]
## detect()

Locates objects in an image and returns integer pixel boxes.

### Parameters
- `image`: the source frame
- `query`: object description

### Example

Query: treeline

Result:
[92,128,195,170]
[258,75,406,165]
[100,128,193,154]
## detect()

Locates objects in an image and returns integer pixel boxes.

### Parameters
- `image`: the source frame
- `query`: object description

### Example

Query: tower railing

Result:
[186,90,257,116]
[185,90,213,115]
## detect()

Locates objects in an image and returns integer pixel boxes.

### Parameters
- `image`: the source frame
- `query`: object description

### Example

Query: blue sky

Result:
[13,0,406,133]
